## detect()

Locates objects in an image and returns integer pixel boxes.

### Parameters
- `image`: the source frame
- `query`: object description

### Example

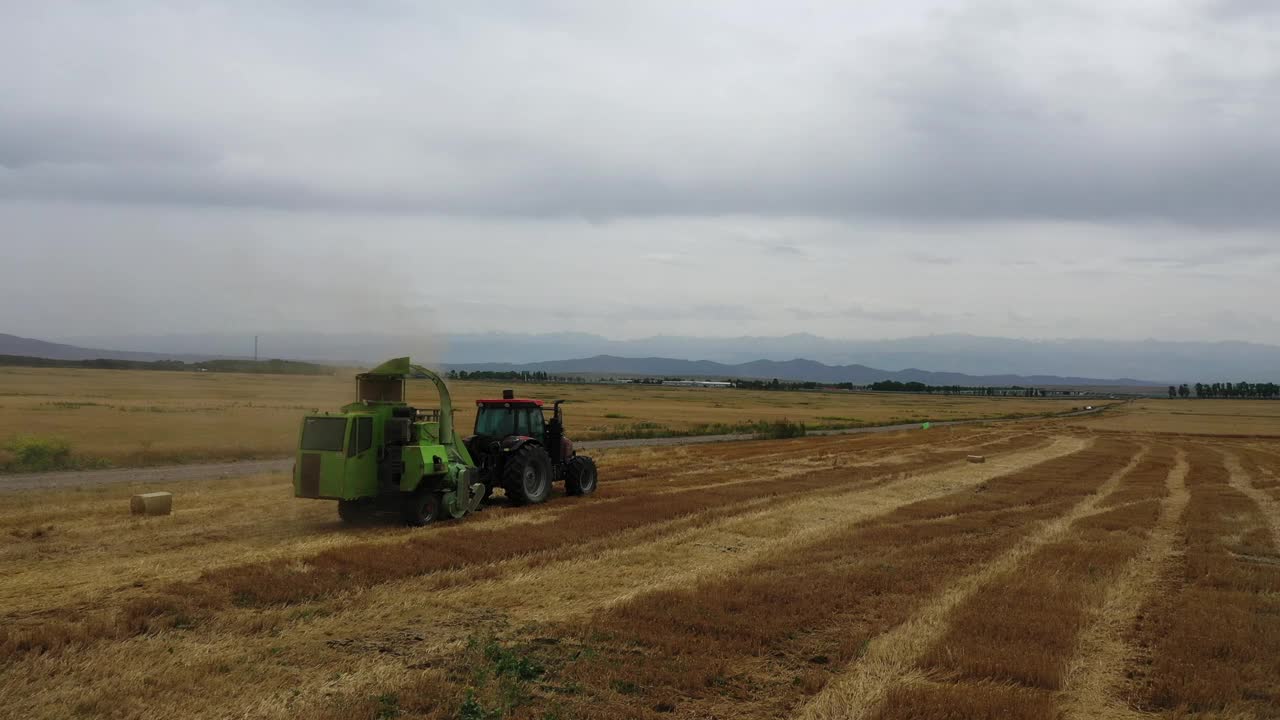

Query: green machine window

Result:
[350,416,373,456]
[301,417,347,452]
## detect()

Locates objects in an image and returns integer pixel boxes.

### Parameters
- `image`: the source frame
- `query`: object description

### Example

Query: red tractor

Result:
[465,390,598,504]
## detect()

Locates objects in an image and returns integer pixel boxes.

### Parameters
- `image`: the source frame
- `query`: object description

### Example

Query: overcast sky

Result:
[2,1,1277,344]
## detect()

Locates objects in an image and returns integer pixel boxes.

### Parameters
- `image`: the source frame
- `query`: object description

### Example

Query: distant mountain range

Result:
[439,332,1279,382]
[448,355,1159,387]
[48,331,1280,382]
[0,333,224,363]
[6,332,1159,387]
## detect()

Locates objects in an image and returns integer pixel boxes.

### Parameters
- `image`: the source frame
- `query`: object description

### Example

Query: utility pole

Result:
[254,336,258,362]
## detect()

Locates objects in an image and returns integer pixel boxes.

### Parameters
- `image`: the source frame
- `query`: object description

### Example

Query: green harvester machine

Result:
[293,357,597,525]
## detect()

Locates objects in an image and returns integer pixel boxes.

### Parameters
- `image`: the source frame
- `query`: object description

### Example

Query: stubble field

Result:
[0,366,1084,469]
[1,395,1277,719]
[1076,397,1280,436]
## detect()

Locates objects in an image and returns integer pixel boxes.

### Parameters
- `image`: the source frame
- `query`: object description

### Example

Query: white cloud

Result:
[0,2,1277,344]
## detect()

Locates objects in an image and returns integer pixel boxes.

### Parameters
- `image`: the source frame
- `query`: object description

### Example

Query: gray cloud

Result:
[763,242,806,258]
[1122,244,1280,269]
[789,305,961,324]
[1,3,1278,347]
[906,252,958,266]
[1,2,1277,225]
[1211,0,1280,20]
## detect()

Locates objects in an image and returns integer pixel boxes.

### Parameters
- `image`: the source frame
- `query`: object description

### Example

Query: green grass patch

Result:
[373,693,400,720]
[0,434,111,473]
[39,401,107,410]
[753,419,807,439]
[453,636,551,719]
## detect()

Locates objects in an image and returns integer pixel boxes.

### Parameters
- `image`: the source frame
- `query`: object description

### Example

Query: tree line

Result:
[869,380,1051,397]
[731,379,849,391]
[442,371,1081,397]
[446,369,585,383]
[1168,382,1280,399]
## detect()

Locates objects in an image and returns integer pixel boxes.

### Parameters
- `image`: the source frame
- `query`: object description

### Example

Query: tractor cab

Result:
[471,390,574,463]
[465,390,595,503]
[474,395,546,444]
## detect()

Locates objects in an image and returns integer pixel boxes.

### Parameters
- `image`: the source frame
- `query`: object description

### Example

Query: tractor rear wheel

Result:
[401,488,444,527]
[564,455,598,496]
[503,444,552,505]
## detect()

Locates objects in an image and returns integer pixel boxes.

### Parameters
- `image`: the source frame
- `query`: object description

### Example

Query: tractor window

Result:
[474,407,513,437]
[350,417,373,457]
[525,409,544,440]
[301,417,347,452]
[515,409,531,437]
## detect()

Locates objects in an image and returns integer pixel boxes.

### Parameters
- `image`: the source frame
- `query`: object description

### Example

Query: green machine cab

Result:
[293,357,484,525]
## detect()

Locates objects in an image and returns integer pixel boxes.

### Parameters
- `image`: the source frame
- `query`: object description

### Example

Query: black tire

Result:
[400,488,444,527]
[337,499,366,524]
[502,444,552,505]
[564,455,598,496]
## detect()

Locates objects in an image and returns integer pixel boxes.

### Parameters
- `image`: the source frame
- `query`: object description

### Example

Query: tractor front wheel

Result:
[564,455,598,496]
[503,445,552,505]
[401,489,444,527]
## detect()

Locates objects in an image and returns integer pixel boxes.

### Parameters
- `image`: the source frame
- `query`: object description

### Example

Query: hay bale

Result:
[130,492,173,516]
[967,455,986,464]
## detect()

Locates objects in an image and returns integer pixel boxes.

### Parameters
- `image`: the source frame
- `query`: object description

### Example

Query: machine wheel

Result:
[564,455,598,496]
[401,488,444,527]
[502,444,552,505]
[337,499,367,524]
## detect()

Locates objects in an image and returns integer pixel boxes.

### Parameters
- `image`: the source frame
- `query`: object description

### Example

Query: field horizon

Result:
[0,366,1097,473]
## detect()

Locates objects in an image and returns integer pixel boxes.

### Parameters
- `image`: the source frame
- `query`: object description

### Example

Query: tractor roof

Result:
[476,398,544,407]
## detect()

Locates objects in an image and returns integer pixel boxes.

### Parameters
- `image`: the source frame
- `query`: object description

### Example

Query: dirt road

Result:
[0,409,1107,492]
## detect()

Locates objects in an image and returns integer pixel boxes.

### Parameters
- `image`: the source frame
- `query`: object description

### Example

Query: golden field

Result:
[0,366,1085,469]
[1076,398,1280,436]
[0,399,1278,718]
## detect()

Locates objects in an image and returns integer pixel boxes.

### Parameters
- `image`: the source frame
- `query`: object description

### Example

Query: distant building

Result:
[661,380,733,388]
